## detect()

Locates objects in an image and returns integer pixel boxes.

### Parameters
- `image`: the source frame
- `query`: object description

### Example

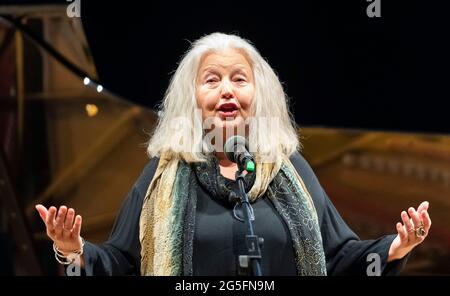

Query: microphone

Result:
[224,136,255,172]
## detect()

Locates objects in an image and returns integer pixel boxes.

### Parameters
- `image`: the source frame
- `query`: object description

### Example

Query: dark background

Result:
[3,0,449,133]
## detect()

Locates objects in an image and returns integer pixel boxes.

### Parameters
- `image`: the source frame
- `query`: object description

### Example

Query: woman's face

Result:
[196,48,255,135]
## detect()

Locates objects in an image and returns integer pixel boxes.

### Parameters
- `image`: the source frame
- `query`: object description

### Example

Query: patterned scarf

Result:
[139,151,327,275]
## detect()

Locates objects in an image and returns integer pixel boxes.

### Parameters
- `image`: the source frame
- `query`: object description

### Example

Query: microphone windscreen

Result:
[223,135,248,163]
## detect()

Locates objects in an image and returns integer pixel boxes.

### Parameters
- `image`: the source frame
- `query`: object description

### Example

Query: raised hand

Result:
[35,204,83,255]
[388,201,432,261]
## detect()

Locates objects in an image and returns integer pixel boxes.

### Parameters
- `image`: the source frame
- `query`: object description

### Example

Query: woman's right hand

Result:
[35,204,83,255]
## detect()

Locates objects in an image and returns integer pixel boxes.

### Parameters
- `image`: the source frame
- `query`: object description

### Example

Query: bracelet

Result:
[53,237,85,265]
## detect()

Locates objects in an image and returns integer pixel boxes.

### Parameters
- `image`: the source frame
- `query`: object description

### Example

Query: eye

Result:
[205,76,219,84]
[234,76,247,83]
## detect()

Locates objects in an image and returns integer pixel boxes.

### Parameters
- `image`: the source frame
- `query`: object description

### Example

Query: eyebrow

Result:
[202,67,220,75]
[231,68,249,76]
[202,63,249,71]
[201,65,250,77]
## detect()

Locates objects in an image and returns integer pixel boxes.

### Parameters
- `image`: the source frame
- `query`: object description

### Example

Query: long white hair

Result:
[147,32,300,162]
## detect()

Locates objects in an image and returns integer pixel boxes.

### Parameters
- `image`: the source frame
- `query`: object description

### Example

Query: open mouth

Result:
[217,103,239,119]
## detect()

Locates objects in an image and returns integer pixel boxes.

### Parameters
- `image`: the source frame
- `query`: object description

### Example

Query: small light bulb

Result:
[96,85,103,93]
[83,77,90,85]
[85,104,99,117]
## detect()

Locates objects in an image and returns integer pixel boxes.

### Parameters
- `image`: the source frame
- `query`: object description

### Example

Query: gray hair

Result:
[147,32,300,162]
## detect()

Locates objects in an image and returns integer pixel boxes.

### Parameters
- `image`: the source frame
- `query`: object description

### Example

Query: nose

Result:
[220,79,234,99]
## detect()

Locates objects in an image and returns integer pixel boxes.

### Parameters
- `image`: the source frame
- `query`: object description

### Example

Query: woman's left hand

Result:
[388,201,431,262]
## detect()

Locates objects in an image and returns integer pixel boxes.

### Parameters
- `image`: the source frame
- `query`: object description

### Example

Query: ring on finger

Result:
[415,225,426,238]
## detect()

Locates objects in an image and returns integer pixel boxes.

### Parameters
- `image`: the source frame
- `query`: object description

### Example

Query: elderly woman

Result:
[35,33,431,276]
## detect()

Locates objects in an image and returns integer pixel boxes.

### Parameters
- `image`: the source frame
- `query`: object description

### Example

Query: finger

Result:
[72,215,82,238]
[63,208,75,238]
[422,211,432,232]
[401,211,415,241]
[54,206,67,237]
[396,222,408,242]
[417,201,429,213]
[46,206,57,232]
[408,207,421,230]
[35,204,48,223]
[64,208,75,235]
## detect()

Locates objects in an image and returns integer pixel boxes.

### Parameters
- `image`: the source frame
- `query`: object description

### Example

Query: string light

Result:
[82,77,104,93]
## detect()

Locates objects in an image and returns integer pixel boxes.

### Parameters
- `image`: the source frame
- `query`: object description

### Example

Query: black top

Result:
[193,177,297,275]
[81,152,408,276]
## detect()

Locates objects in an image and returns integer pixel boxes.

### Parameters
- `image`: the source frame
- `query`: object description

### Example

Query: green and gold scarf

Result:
[139,152,327,275]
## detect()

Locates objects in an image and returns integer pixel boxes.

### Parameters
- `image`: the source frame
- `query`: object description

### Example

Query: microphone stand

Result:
[235,168,264,276]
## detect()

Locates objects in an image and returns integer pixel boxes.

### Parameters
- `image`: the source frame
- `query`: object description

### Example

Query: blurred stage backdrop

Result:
[1,1,449,275]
